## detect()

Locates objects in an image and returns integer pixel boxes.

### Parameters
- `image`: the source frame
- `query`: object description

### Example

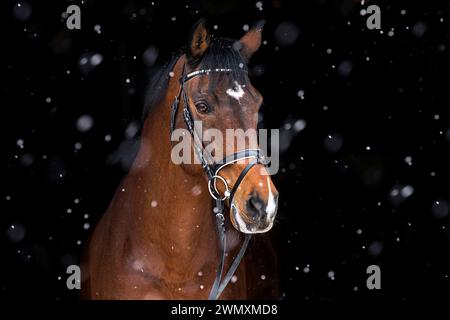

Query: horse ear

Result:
[187,19,210,63]
[239,20,265,61]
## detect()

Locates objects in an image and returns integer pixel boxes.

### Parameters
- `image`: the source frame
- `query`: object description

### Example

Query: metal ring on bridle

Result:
[208,175,231,201]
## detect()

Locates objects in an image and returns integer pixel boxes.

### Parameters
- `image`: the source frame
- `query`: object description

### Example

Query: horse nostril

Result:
[246,195,265,220]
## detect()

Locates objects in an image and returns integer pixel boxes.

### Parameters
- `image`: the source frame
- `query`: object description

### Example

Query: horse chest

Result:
[126,258,247,299]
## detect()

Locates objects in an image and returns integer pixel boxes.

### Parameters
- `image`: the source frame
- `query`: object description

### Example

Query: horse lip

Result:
[231,202,274,234]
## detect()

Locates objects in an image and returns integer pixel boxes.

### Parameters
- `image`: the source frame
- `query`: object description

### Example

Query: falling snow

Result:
[405,156,413,166]
[16,139,24,149]
[94,25,102,34]
[327,271,335,280]
[3,1,449,301]
[76,115,94,132]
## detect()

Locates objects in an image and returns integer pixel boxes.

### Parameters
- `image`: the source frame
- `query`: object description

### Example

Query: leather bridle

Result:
[169,64,268,300]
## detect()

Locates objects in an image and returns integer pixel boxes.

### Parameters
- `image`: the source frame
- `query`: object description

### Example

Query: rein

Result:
[169,64,267,300]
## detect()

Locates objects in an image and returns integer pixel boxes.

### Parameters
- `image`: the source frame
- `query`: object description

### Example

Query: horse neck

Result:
[127,55,218,265]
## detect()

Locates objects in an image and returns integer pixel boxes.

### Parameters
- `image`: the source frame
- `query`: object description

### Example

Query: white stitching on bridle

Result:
[186,68,233,79]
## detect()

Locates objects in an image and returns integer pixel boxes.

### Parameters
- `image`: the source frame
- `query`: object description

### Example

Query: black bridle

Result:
[169,64,267,300]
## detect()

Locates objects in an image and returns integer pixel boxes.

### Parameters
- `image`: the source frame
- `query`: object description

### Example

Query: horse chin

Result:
[230,202,274,234]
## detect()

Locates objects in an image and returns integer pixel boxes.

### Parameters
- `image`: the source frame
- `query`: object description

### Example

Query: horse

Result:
[81,19,279,300]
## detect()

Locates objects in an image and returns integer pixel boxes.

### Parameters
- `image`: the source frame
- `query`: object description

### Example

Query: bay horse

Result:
[82,20,279,299]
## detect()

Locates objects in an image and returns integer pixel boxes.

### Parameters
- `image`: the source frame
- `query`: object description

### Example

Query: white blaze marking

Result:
[226,81,245,102]
[266,177,277,217]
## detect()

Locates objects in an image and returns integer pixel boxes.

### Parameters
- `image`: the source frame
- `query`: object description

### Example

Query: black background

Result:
[1,0,450,301]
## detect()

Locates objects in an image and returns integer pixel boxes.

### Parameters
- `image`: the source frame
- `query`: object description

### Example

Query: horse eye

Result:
[195,102,211,114]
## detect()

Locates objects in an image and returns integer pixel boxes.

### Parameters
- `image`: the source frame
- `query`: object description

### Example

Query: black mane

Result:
[142,37,250,120]
[142,50,182,120]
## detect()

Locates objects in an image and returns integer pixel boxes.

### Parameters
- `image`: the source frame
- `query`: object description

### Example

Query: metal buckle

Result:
[259,154,269,165]
[215,212,225,225]
[208,175,231,201]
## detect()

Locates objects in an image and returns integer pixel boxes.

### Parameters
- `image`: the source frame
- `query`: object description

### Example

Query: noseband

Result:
[169,64,267,300]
